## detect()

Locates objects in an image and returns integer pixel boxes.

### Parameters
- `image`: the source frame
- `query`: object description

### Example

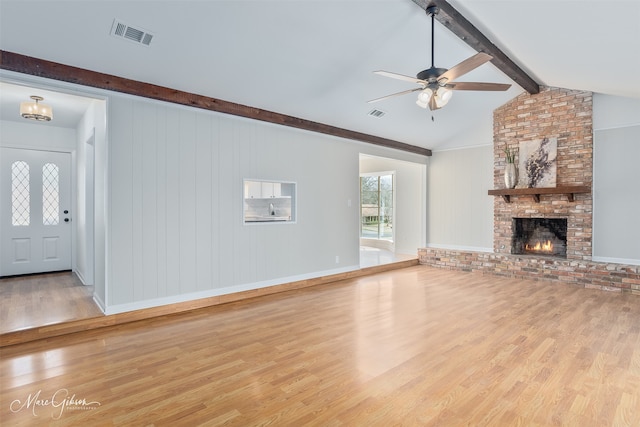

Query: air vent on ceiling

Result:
[368,109,386,118]
[110,19,154,46]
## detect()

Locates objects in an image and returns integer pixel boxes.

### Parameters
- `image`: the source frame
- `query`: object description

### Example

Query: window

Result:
[360,173,394,241]
[11,161,30,226]
[42,163,60,225]
[243,179,296,224]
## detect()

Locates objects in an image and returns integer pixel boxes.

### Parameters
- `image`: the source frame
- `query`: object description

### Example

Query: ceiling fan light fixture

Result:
[369,3,508,110]
[416,88,433,108]
[20,95,53,122]
[434,86,453,108]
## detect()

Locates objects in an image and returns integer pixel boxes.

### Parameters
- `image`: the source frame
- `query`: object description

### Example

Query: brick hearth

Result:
[419,86,639,293]
[417,248,640,294]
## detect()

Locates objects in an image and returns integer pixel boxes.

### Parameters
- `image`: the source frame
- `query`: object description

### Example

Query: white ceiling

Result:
[1,0,639,152]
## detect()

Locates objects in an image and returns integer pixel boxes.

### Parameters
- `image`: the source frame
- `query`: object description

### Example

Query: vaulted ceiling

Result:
[1,0,638,152]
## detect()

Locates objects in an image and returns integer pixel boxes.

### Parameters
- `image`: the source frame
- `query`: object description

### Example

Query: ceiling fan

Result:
[368,4,511,111]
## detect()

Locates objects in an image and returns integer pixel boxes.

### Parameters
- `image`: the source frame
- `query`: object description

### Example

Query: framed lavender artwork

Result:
[518,137,557,188]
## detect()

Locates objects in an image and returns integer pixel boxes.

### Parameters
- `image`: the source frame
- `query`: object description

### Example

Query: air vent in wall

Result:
[368,109,386,118]
[110,19,154,46]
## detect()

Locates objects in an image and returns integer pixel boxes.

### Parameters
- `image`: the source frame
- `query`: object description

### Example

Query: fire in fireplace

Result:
[512,218,567,258]
[526,240,553,252]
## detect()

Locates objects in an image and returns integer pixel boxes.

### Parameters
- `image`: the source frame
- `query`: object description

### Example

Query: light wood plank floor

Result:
[0,272,103,334]
[0,248,415,336]
[1,266,639,426]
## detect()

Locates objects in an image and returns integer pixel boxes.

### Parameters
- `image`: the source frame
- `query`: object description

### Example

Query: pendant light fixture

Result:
[20,95,53,121]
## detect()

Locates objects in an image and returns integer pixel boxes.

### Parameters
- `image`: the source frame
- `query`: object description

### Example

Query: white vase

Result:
[504,163,517,189]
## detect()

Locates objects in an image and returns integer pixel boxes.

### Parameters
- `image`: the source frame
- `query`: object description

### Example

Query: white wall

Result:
[0,120,76,151]
[359,154,426,255]
[75,120,89,283]
[105,94,427,313]
[592,94,640,265]
[425,145,494,251]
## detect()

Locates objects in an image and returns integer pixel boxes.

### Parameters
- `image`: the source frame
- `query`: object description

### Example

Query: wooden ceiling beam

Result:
[0,50,431,157]
[411,0,540,94]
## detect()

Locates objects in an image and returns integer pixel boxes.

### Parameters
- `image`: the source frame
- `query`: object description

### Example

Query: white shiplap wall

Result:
[106,95,427,312]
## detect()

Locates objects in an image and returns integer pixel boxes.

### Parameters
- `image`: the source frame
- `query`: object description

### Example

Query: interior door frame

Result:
[2,70,108,315]
[83,130,96,286]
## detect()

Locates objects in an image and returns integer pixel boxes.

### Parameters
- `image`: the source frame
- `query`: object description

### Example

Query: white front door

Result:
[0,147,72,276]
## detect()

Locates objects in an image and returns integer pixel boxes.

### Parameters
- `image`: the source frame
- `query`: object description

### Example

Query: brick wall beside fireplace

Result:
[493,86,593,260]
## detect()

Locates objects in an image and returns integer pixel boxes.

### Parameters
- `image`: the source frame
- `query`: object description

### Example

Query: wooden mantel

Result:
[488,186,591,203]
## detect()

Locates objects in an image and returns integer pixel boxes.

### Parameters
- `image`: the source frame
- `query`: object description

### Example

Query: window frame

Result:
[242,179,297,225]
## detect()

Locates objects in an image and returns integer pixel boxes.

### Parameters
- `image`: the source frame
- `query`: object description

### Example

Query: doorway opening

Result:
[359,154,426,267]
[0,77,107,333]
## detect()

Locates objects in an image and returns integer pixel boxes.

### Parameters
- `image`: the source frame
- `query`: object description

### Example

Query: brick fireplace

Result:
[492,86,593,260]
[419,86,640,294]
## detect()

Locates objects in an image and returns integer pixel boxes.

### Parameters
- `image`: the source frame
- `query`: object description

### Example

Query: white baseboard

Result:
[93,293,106,312]
[103,264,360,315]
[592,256,640,266]
[74,270,87,286]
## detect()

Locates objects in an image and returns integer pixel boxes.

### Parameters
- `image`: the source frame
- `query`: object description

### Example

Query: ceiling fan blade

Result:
[367,87,424,103]
[438,52,493,83]
[449,82,511,91]
[374,70,425,85]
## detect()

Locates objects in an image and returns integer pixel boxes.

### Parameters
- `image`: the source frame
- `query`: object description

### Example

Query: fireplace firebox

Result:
[512,218,567,258]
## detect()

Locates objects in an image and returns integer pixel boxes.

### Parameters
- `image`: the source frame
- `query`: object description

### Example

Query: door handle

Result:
[64,218,70,223]
[64,210,69,214]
